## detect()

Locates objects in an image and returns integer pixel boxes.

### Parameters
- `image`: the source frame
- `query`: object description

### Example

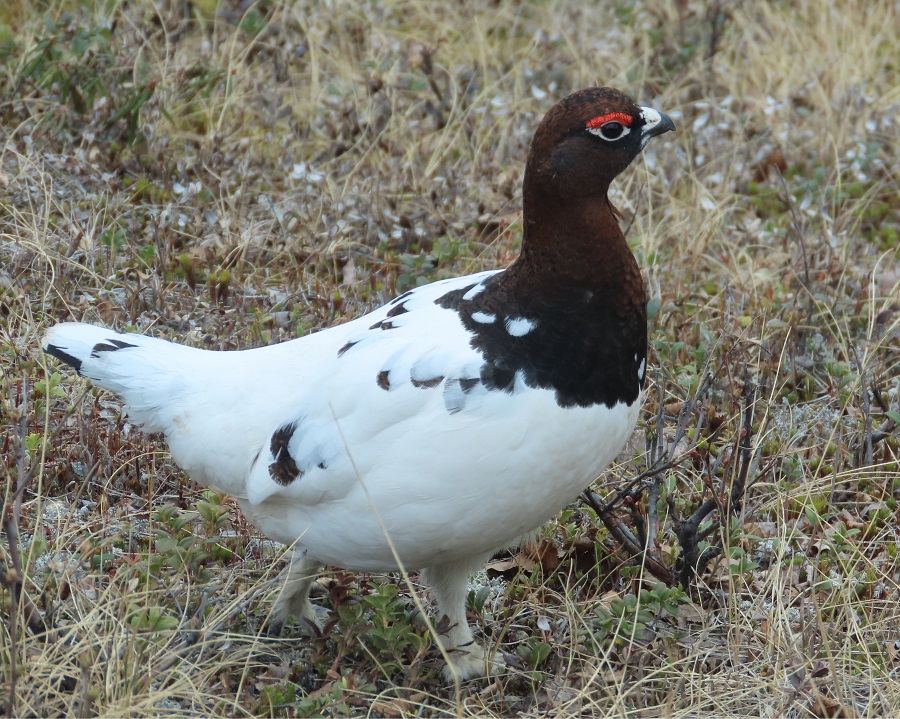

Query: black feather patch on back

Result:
[411,375,443,389]
[386,302,409,318]
[389,290,414,306]
[337,340,359,357]
[44,344,83,373]
[92,339,137,354]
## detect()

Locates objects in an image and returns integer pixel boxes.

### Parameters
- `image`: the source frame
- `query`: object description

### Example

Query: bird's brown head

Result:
[523,86,675,205]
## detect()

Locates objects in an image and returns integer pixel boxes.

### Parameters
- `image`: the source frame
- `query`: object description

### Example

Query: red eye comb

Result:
[586,112,633,129]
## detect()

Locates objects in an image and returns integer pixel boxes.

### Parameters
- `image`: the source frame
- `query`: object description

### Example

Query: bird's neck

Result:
[510,190,639,295]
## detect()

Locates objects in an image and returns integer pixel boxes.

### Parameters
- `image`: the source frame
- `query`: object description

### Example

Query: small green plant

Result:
[360,583,427,673]
[126,604,180,633]
[100,225,126,251]
[32,371,65,417]
[517,636,552,671]
[467,584,493,613]
[195,489,232,533]
[292,675,365,718]
[593,583,688,643]
[257,682,297,718]
[145,503,232,581]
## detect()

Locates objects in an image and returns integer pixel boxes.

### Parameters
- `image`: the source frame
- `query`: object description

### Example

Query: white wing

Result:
[243,270,500,506]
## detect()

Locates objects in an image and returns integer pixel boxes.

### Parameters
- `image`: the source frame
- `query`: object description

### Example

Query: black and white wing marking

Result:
[245,270,503,505]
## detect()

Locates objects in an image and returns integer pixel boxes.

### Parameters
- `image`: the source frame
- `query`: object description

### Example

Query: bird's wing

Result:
[243,269,504,506]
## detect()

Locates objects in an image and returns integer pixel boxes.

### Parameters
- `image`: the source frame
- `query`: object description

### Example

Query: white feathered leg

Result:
[422,556,498,681]
[268,550,326,635]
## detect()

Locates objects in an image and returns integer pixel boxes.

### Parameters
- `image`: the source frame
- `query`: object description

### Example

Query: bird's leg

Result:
[268,550,326,636]
[422,557,499,681]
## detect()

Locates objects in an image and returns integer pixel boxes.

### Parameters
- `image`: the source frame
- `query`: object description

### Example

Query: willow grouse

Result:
[43,86,674,680]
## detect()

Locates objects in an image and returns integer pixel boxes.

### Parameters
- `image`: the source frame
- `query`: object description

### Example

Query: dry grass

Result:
[2,0,899,716]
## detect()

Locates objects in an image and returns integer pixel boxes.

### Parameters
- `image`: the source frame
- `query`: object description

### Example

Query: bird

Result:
[42,86,674,681]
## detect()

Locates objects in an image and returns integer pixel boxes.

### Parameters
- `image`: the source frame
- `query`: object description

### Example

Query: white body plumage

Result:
[43,271,639,572]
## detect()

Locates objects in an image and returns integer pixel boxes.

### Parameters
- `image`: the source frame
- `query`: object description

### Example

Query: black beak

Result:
[641,107,675,141]
[639,106,676,146]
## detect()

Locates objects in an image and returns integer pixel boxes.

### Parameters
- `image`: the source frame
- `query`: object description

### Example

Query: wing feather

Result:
[245,271,499,506]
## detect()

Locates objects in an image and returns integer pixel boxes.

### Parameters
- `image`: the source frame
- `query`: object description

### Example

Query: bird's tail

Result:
[42,322,202,434]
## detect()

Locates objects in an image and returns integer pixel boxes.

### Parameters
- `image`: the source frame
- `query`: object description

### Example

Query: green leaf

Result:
[155,536,177,554]
[25,433,43,452]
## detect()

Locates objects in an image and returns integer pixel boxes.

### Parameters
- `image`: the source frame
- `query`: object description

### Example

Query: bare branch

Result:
[581,489,673,584]
[674,373,759,588]
[593,372,713,516]
[776,168,815,335]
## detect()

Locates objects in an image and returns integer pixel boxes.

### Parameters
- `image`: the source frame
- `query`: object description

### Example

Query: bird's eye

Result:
[585,113,633,142]
[599,122,624,140]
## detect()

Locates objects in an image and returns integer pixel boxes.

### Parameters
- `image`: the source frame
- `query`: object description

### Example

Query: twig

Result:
[4,378,29,719]
[10,384,92,510]
[645,371,668,550]
[870,415,898,447]
[727,375,756,516]
[870,383,899,444]
[674,373,758,588]
[857,364,874,467]
[3,516,20,719]
[646,473,661,553]
[14,380,28,529]
[582,489,672,583]
[621,184,645,238]
[870,384,889,414]
[674,498,720,588]
[776,169,815,341]
[416,45,447,129]
[706,0,726,61]
[590,372,713,516]
[853,375,898,463]
[650,366,666,467]
[776,170,812,301]
[580,372,714,586]
[78,651,93,718]
[1,515,46,636]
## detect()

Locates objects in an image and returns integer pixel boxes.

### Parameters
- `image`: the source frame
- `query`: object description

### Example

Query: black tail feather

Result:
[44,344,83,373]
